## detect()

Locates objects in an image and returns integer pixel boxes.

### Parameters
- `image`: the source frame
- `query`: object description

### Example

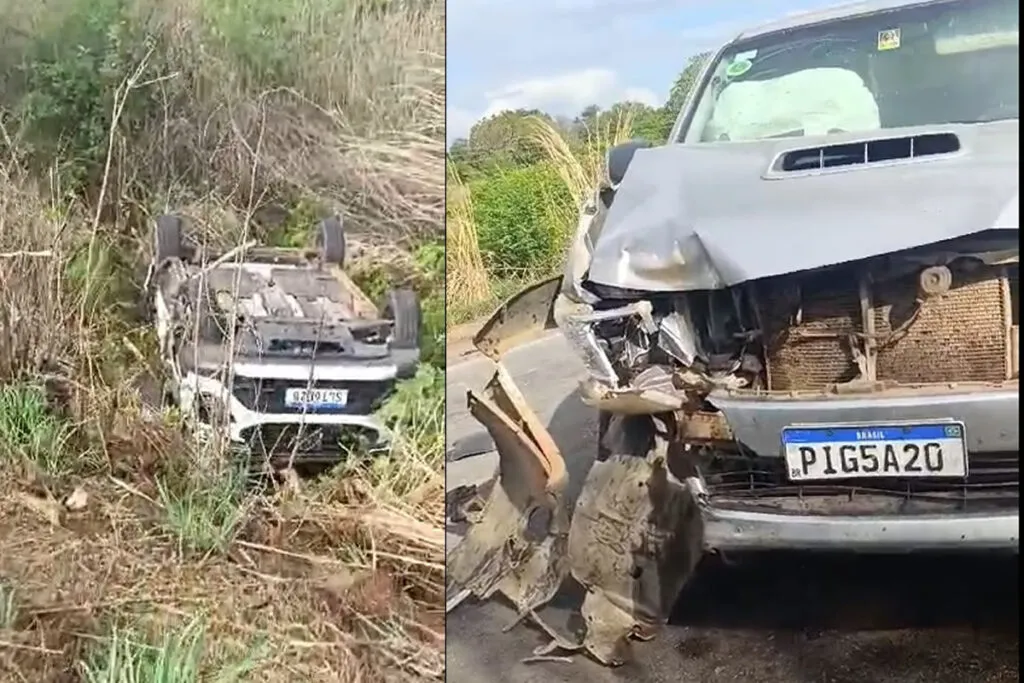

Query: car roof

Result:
[734,0,950,41]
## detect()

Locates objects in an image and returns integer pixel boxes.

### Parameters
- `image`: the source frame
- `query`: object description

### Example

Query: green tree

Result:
[469,163,573,277]
[601,101,673,144]
[465,109,552,170]
[578,104,600,123]
[665,51,711,118]
[447,137,472,168]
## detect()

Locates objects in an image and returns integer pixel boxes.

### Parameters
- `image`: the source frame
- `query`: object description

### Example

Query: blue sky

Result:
[447,0,845,143]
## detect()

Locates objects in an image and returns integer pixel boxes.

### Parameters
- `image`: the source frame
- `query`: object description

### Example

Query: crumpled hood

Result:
[587,121,1019,292]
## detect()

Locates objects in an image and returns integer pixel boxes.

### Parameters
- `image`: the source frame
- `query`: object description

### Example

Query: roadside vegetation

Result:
[445,53,709,328]
[0,0,444,680]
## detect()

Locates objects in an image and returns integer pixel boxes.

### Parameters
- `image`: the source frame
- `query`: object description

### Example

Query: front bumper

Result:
[573,356,1019,457]
[577,379,1020,554]
[181,373,392,458]
[709,387,1020,454]
[228,410,388,445]
[687,478,1019,552]
[701,507,1019,552]
[232,413,390,462]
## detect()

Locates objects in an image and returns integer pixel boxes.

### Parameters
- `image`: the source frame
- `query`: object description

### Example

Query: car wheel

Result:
[381,288,421,349]
[154,214,184,262]
[317,216,346,266]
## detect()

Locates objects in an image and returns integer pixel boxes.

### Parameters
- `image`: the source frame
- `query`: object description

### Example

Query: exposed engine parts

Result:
[585,245,1019,400]
[918,264,953,297]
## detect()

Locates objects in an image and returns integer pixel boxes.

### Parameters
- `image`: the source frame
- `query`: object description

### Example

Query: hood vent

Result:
[774,132,961,173]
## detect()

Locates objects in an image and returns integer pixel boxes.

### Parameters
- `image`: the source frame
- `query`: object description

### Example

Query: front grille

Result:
[232,378,395,415]
[762,262,1014,391]
[702,451,1019,512]
[245,424,381,460]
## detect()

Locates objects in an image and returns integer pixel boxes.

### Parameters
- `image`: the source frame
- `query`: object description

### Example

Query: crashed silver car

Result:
[448,0,1018,666]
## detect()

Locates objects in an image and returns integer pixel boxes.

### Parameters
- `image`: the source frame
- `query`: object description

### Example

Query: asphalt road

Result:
[445,333,1020,683]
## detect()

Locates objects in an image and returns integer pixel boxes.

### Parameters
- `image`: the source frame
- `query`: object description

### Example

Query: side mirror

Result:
[606,139,653,186]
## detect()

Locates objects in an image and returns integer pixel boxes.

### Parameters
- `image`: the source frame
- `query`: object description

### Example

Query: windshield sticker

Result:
[877,28,902,51]
[725,59,753,78]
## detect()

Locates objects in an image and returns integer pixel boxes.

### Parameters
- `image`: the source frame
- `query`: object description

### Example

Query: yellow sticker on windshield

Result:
[877,28,901,51]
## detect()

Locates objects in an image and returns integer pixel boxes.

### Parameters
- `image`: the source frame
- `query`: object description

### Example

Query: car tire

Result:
[381,288,421,349]
[154,214,184,262]
[317,216,346,266]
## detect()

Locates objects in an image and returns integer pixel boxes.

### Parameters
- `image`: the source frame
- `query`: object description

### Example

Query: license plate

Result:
[782,422,967,481]
[284,387,349,409]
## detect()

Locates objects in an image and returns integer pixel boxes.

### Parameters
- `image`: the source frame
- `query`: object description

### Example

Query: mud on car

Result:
[149,213,421,468]
[447,0,1019,667]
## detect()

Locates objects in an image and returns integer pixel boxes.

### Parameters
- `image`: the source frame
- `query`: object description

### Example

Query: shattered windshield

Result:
[681,0,1018,143]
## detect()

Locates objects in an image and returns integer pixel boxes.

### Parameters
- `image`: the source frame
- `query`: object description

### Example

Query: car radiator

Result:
[760,262,1018,391]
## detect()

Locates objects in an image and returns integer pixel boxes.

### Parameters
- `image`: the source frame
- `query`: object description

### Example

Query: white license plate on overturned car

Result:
[284,387,349,410]
[783,422,967,481]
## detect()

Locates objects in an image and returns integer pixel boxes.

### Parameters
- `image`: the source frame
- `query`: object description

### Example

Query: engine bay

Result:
[581,231,1019,401]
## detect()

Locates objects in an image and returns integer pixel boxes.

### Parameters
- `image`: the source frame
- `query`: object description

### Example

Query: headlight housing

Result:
[556,300,655,386]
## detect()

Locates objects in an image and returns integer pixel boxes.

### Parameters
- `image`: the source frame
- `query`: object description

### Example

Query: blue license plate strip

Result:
[781,421,968,481]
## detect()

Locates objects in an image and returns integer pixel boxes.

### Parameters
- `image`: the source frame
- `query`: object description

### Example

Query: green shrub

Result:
[8,0,158,192]
[0,0,445,237]
[413,242,445,369]
[468,163,572,277]
[349,240,444,370]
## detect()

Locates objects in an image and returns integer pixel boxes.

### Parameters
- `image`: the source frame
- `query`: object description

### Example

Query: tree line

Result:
[446,53,710,320]
[448,52,709,178]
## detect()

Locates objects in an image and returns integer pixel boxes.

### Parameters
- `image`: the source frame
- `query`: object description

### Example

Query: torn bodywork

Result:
[445,280,704,665]
[447,229,1019,664]
[444,360,569,619]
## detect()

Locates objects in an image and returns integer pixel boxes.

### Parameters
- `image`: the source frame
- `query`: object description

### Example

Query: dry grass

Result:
[443,164,490,312]
[0,462,444,681]
[444,112,634,328]
[524,111,636,227]
[0,188,445,678]
[0,0,444,242]
[0,0,445,679]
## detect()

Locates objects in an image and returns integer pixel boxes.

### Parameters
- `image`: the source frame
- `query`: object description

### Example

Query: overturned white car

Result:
[149,214,421,466]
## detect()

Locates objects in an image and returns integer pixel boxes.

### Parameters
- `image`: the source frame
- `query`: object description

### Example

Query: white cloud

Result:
[448,68,659,143]
[483,68,660,117]
[447,107,480,146]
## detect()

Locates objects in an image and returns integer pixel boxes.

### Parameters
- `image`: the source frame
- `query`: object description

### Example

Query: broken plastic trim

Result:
[446,278,704,666]
[444,362,570,617]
